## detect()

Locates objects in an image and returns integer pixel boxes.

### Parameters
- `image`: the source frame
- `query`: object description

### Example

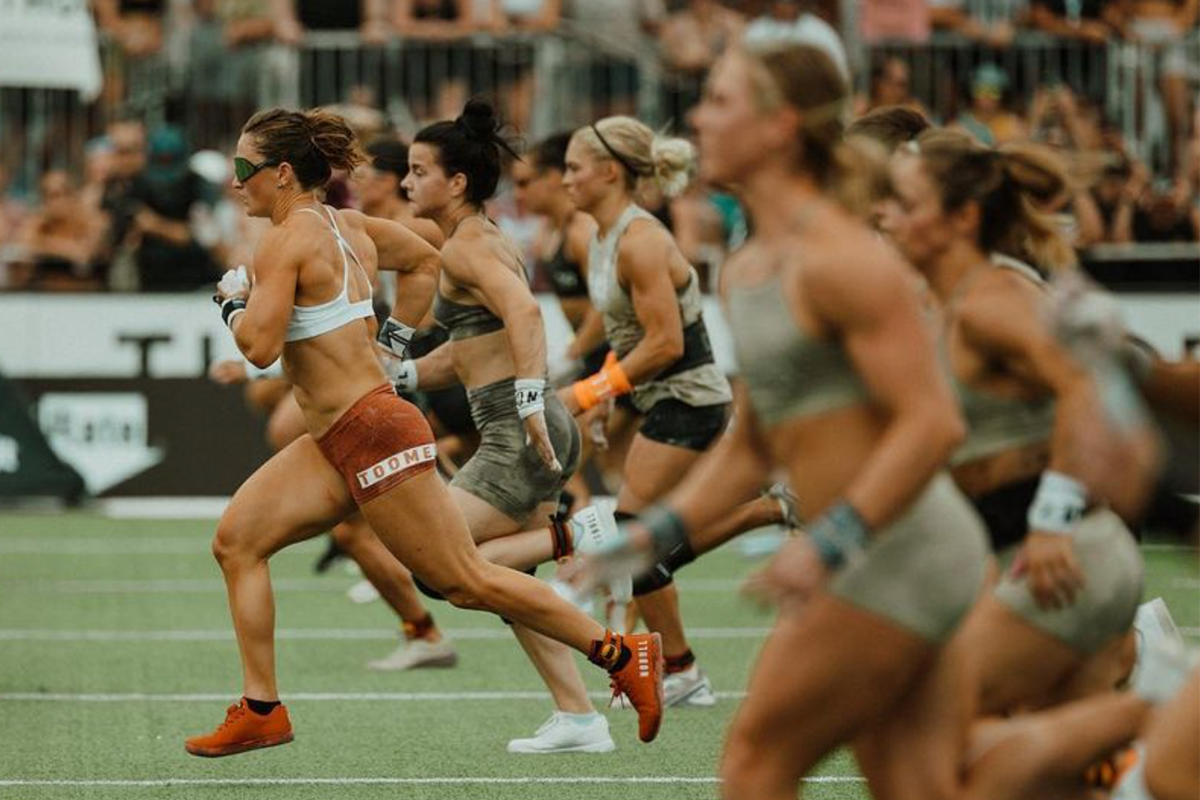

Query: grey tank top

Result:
[948,255,1056,466]
[587,204,731,412]
[433,288,505,340]
[724,270,870,427]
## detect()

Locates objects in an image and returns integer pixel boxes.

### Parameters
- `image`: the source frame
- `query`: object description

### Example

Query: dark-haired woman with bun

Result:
[560,115,733,708]
[186,106,663,758]
[394,99,658,753]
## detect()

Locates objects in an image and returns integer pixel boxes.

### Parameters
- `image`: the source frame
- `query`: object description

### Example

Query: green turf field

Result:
[0,510,1195,800]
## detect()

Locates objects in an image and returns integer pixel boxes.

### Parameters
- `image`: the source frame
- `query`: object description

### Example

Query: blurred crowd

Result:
[0,0,1196,292]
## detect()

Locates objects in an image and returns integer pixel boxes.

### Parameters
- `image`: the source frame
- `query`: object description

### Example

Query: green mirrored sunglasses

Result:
[233,156,278,183]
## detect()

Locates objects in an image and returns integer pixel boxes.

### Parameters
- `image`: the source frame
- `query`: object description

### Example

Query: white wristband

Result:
[514,378,546,419]
[1027,470,1087,534]
[389,360,418,392]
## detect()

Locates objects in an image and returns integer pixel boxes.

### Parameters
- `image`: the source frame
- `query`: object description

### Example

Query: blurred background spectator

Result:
[0,0,1195,297]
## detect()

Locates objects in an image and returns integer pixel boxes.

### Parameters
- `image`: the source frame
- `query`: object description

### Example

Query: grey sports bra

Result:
[433,289,505,340]
[724,271,870,427]
[948,255,1056,466]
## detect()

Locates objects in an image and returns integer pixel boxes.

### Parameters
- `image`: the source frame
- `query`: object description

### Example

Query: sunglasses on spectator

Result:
[233,156,279,183]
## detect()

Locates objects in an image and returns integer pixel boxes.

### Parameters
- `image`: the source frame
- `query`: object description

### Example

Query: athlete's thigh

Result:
[448,485,524,542]
[726,594,932,775]
[616,433,704,512]
[853,630,976,800]
[956,594,1081,714]
[360,470,486,588]
[221,434,357,559]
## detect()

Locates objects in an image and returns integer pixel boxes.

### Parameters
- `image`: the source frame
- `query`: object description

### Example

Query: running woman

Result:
[608,43,989,799]
[184,107,663,758]
[559,114,733,707]
[390,99,622,754]
[888,131,1145,714]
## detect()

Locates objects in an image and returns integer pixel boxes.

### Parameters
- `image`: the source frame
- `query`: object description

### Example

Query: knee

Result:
[212,514,250,569]
[437,568,493,612]
[329,521,364,552]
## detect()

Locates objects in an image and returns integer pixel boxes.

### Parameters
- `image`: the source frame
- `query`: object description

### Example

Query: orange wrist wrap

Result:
[572,353,633,411]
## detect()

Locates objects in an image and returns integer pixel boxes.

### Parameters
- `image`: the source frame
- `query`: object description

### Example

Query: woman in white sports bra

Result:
[188,107,663,758]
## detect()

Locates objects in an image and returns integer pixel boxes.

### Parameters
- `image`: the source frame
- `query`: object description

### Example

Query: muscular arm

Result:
[662,382,774,532]
[229,226,301,368]
[357,212,442,328]
[958,272,1113,488]
[613,225,685,384]
[805,238,966,529]
[444,238,548,381]
[410,340,460,390]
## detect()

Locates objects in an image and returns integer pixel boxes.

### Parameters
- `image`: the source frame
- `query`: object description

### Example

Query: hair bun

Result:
[458,99,499,141]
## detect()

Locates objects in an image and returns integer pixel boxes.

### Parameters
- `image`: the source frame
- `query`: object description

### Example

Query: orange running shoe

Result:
[185,700,294,757]
[608,632,664,743]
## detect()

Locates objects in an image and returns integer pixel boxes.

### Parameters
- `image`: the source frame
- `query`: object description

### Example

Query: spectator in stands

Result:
[188,0,275,150]
[392,0,478,122]
[1107,0,1199,175]
[859,0,931,43]
[93,0,165,56]
[1029,0,1120,43]
[0,163,27,251]
[742,0,850,78]
[563,0,666,118]
[271,0,393,46]
[857,56,924,115]
[494,0,563,133]
[13,171,107,291]
[92,0,168,109]
[79,137,114,219]
[125,126,219,291]
[953,62,1027,145]
[1090,153,1147,242]
[929,0,1027,47]
[660,0,744,121]
[98,118,148,290]
[1131,178,1200,241]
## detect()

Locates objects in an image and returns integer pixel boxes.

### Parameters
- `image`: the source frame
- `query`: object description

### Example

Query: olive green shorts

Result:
[830,474,989,642]
[994,508,1143,654]
[450,378,581,523]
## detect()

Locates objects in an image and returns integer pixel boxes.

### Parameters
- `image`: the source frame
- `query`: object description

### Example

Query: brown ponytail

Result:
[912,130,1074,271]
[243,107,364,190]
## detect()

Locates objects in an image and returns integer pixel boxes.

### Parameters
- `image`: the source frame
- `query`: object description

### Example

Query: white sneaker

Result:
[367,637,458,671]
[570,503,633,603]
[1130,597,1185,695]
[548,577,595,616]
[664,665,716,707]
[347,579,380,604]
[506,712,615,754]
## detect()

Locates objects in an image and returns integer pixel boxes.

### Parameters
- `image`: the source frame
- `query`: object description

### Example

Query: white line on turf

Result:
[0,690,750,702]
[0,626,773,642]
[0,777,864,786]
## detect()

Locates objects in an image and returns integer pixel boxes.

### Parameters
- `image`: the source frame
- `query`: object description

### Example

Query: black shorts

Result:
[970,476,1038,553]
[639,399,728,452]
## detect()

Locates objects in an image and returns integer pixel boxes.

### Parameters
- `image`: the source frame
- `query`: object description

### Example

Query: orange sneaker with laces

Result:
[185,700,294,757]
[608,632,664,742]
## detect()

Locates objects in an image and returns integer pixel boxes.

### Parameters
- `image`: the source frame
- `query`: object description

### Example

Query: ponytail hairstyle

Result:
[242,108,364,190]
[572,116,695,199]
[414,98,521,205]
[911,130,1075,271]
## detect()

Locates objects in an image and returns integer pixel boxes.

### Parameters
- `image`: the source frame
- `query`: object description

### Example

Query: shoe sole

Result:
[185,731,294,758]
[367,653,459,671]
[507,740,616,754]
[641,632,665,743]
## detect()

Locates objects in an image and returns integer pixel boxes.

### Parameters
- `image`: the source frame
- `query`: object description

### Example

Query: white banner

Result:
[0,291,1194,379]
[0,0,102,99]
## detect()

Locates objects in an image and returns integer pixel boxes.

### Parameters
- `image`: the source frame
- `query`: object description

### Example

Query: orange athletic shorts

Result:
[317,384,437,506]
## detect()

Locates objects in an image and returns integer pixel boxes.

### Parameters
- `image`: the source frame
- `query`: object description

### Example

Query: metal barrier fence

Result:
[1,28,1195,195]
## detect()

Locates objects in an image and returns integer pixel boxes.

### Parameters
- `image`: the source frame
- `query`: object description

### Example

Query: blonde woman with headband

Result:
[557,115,734,707]
[611,43,990,798]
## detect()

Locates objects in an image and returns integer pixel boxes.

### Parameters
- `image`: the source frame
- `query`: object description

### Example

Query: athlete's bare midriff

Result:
[448,329,519,389]
[767,404,890,523]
